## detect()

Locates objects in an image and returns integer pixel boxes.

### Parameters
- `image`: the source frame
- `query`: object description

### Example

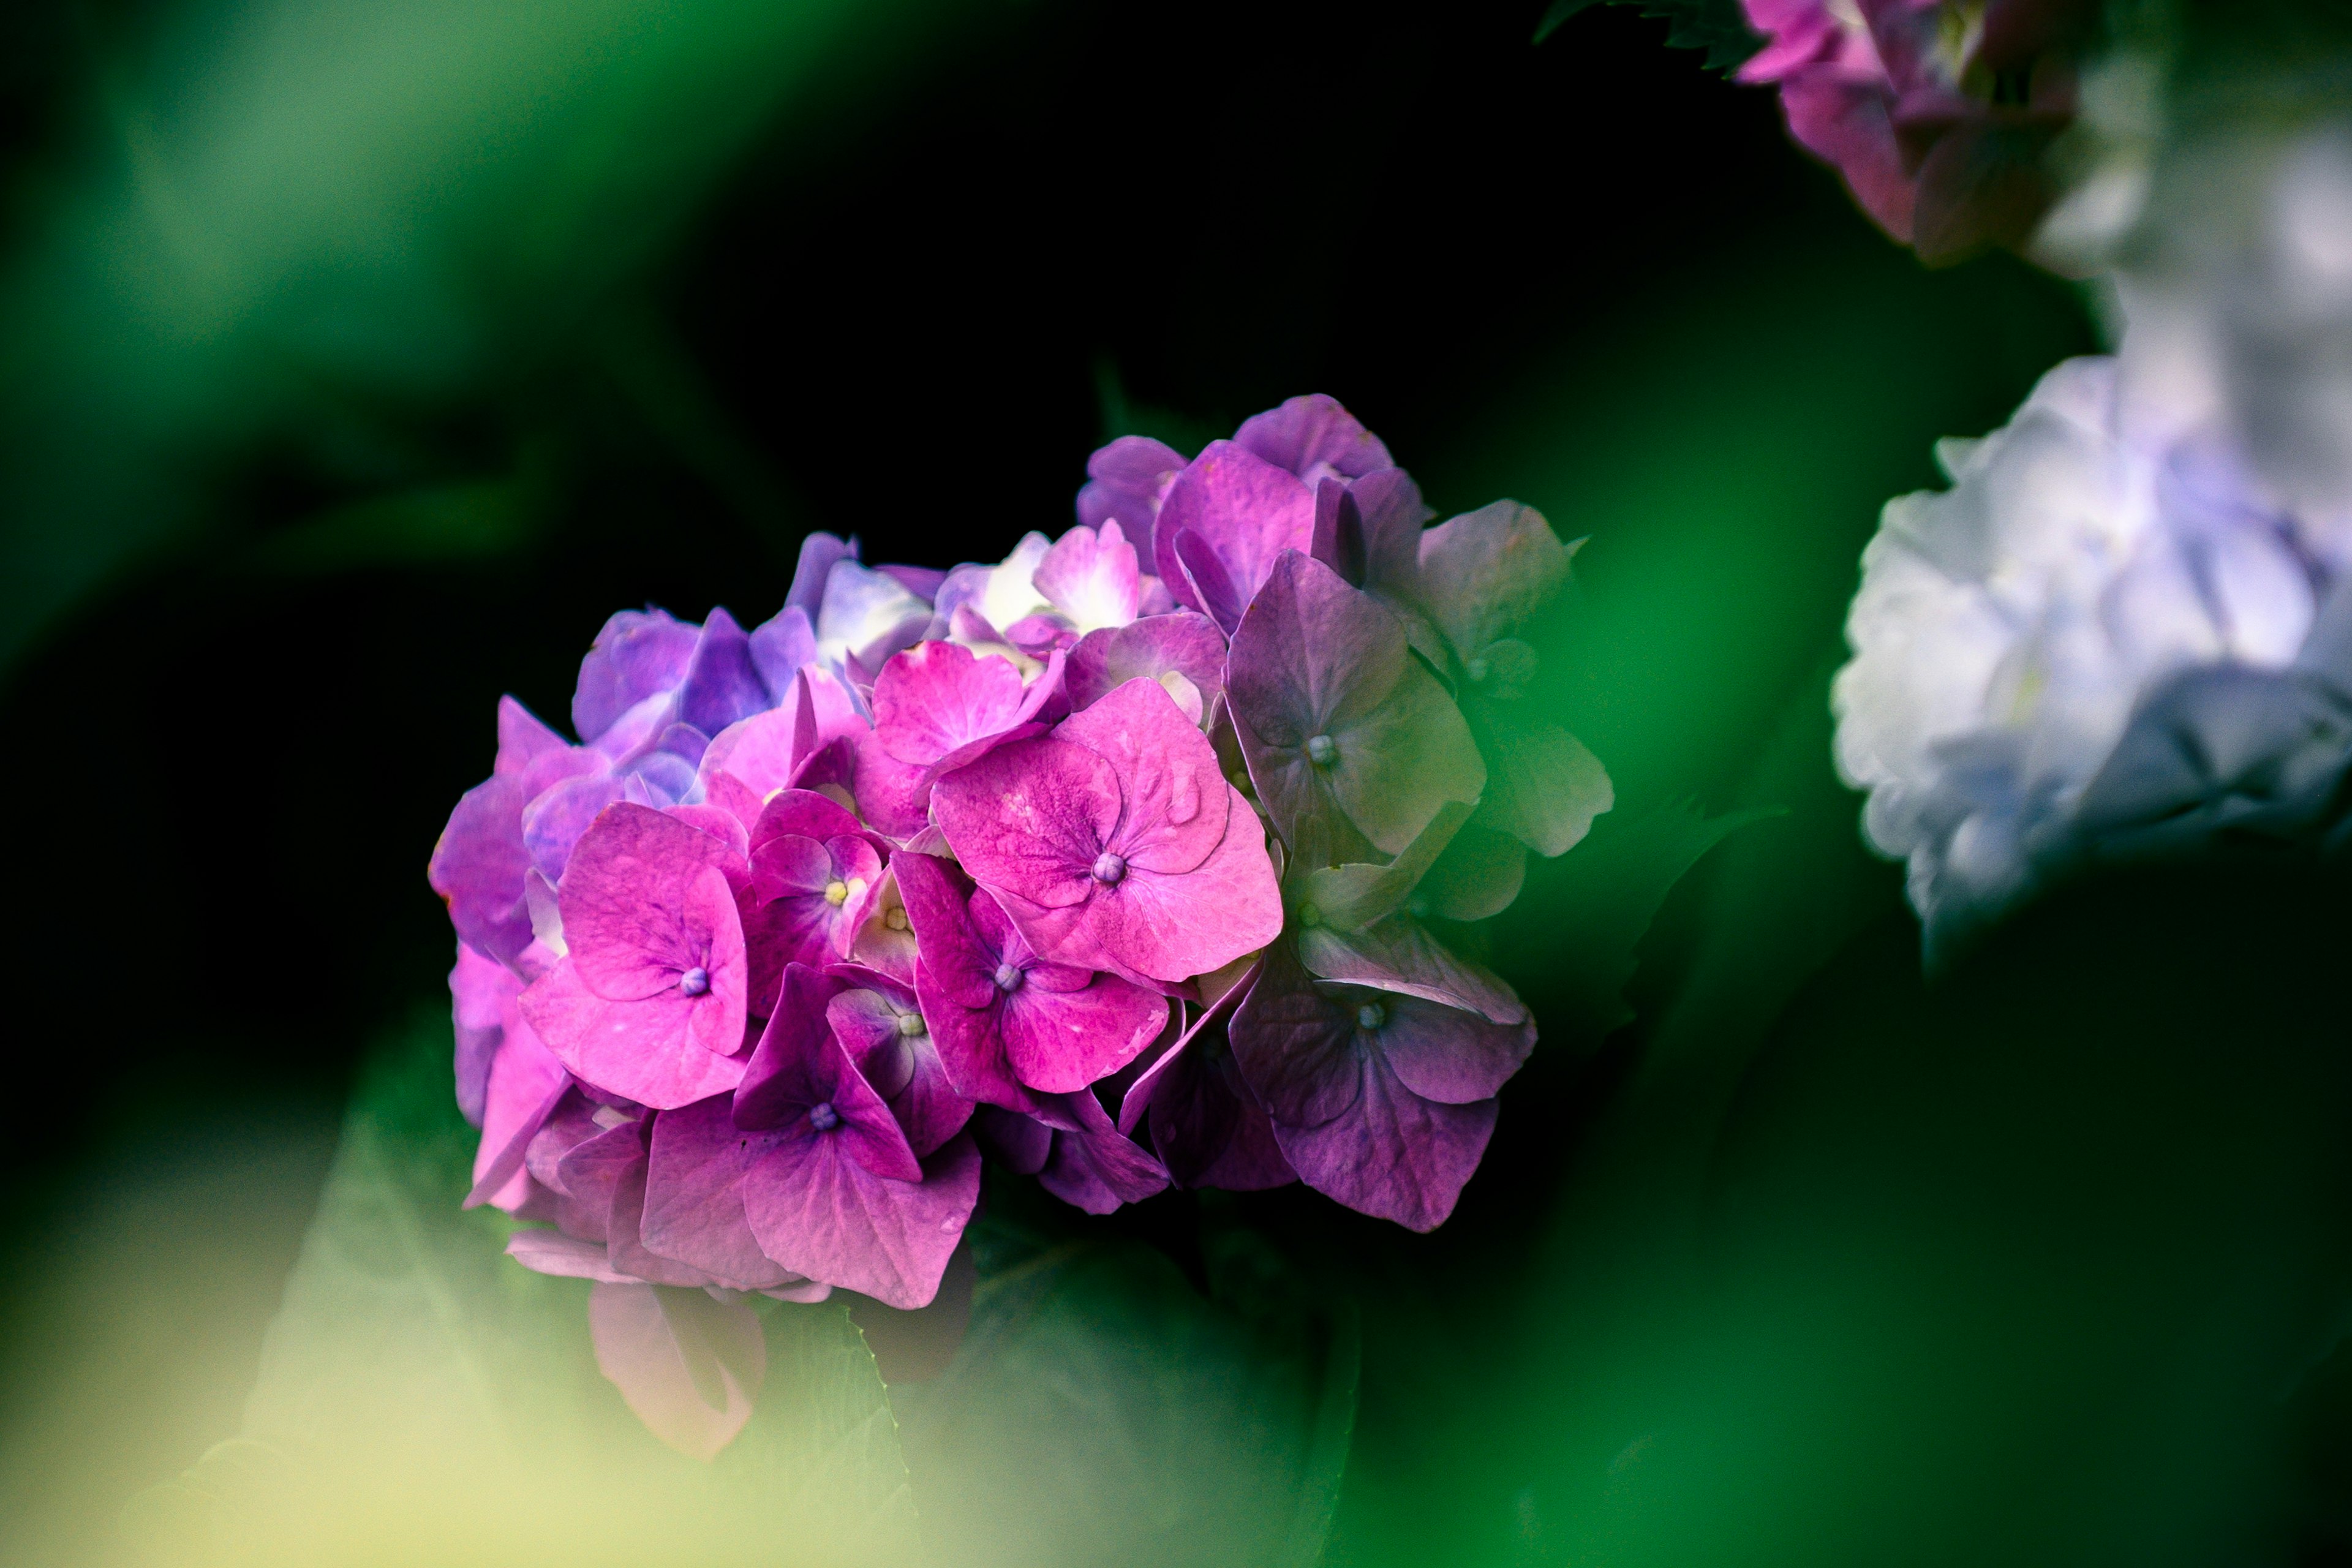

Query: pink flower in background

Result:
[1739,0,2091,263]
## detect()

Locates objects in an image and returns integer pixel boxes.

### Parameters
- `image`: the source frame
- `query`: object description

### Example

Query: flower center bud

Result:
[824,880,850,906]
[1305,733,1338,767]
[1463,657,1490,685]
[993,962,1025,992]
[1091,851,1128,885]
[1356,1001,1387,1031]
[896,1011,927,1038]
[808,1101,839,1133]
[678,966,710,997]
[884,905,910,931]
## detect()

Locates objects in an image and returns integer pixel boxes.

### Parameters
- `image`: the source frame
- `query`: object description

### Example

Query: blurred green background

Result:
[9,0,2347,1564]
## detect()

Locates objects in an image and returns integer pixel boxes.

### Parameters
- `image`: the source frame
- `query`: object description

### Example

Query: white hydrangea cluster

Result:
[1832,355,2326,949]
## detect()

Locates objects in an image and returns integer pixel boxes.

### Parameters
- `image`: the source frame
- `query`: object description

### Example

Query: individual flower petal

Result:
[1466,714,1613,860]
[1413,500,1574,668]
[1227,551,1485,862]
[1033,521,1142,634]
[573,609,701,748]
[1233,393,1394,488]
[872,638,1065,777]
[818,560,933,676]
[450,941,519,1126]
[1065,611,1227,722]
[1152,441,1318,630]
[428,774,536,966]
[559,804,750,1000]
[1295,907,1528,1026]
[977,532,1057,638]
[1077,435,1188,538]
[675,608,778,738]
[786,532,860,621]
[641,1095,809,1290]
[587,1281,766,1461]
[466,997,572,1210]
[1028,1089,1169,1213]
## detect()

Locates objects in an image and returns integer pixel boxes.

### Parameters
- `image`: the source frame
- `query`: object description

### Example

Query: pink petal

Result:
[560,804,750,1001]
[641,1096,801,1289]
[1055,676,1230,876]
[520,908,749,1114]
[1033,520,1143,633]
[1090,785,1281,984]
[587,1282,766,1460]
[741,1130,982,1310]
[466,1001,571,1210]
[1272,1068,1496,1233]
[998,968,1166,1096]
[932,735,1121,912]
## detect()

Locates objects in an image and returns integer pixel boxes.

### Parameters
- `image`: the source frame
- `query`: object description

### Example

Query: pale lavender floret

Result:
[520,804,753,1110]
[1118,959,1294,1191]
[1065,610,1227,724]
[932,677,1284,985]
[1226,551,1486,867]
[893,848,1167,1111]
[1227,943,1532,1232]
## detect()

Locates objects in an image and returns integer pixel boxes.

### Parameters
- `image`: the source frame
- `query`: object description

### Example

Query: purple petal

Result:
[587,1282,766,1460]
[1088,784,1281,984]
[1065,611,1227,720]
[740,1129,982,1309]
[1376,993,1536,1106]
[872,638,1063,777]
[974,1103,1054,1174]
[573,609,701,747]
[508,1231,634,1283]
[1170,526,1249,633]
[1419,822,1530,921]
[826,984,973,1157]
[932,735,1121,913]
[1151,441,1316,622]
[1228,552,1484,859]
[1077,435,1187,537]
[641,1096,802,1289]
[786,532,859,620]
[895,850,1034,1111]
[559,804,750,1000]
[494,695,571,778]
[1270,1066,1497,1233]
[428,773,535,966]
[998,965,1167,1096]
[1224,946,1368,1129]
[1413,500,1574,663]
[1296,911,1527,1025]
[735,964,849,1126]
[1030,1089,1169,1213]
[466,1005,571,1210]
[450,941,518,1126]
[676,608,778,737]
[520,894,749,1114]
[1232,393,1393,486]
[747,604,818,696]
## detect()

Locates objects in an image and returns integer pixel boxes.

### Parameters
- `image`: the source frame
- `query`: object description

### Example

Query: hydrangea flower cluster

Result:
[1833,355,2352,955]
[1738,0,2094,263]
[429,395,1610,1450]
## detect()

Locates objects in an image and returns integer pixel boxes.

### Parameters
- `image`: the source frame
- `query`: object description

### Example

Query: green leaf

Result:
[121,1016,918,1567]
[1534,0,1762,72]
[894,1212,1360,1568]
[1498,799,1782,1041]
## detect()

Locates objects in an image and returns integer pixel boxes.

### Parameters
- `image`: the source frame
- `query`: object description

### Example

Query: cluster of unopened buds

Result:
[431,395,1610,1449]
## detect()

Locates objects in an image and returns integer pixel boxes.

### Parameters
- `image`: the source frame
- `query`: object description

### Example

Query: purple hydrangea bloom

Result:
[1227,551,1487,867]
[1227,942,1532,1231]
[932,676,1283,984]
[893,847,1167,1110]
